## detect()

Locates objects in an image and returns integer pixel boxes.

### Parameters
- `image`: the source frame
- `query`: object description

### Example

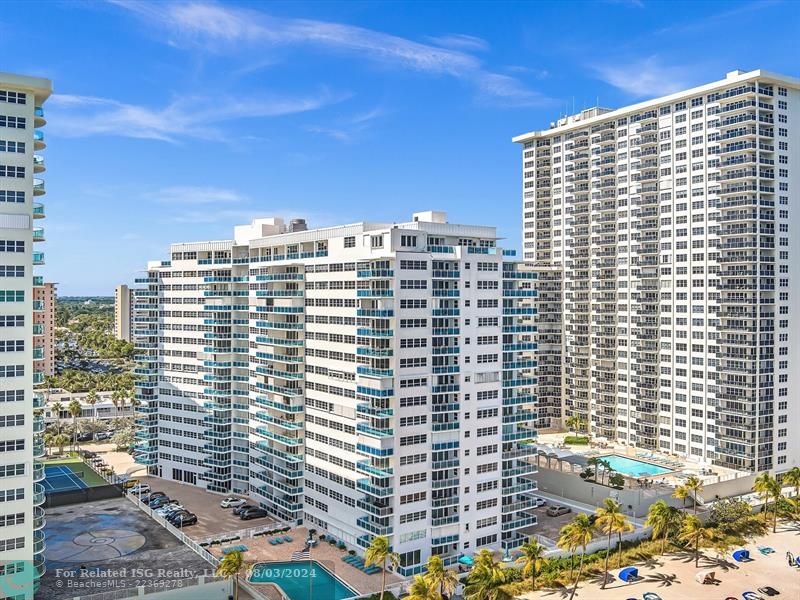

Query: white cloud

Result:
[47,89,342,142]
[147,186,247,205]
[592,56,692,97]
[111,1,549,107]
[306,107,386,143]
[426,34,489,52]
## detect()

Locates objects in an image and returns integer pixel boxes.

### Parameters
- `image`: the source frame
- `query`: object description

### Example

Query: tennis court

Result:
[43,465,89,492]
[42,459,108,493]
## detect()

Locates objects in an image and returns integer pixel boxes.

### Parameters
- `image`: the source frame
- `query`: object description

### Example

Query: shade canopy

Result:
[458,555,474,566]
[732,549,750,562]
[618,567,638,582]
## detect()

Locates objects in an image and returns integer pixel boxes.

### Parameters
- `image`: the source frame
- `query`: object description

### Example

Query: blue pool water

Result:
[249,561,357,600]
[599,455,672,477]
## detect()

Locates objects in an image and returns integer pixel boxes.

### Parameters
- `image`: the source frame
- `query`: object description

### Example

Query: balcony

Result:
[33,371,45,385]
[33,506,46,530]
[33,202,45,219]
[33,129,45,149]
[33,154,45,173]
[33,483,45,506]
[33,178,45,196]
[33,323,44,336]
[33,530,45,555]
[33,251,44,265]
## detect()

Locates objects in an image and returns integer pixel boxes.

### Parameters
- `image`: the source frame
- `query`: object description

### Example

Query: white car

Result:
[533,497,547,508]
[157,504,184,516]
[128,483,151,494]
[220,497,247,508]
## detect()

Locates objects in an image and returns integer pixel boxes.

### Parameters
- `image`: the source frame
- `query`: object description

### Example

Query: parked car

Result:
[220,497,247,508]
[533,497,547,508]
[546,505,572,517]
[239,507,268,520]
[95,431,113,441]
[141,491,166,503]
[81,450,97,459]
[122,479,140,490]
[149,496,173,509]
[128,483,151,495]
[232,504,255,516]
[157,504,185,517]
[171,512,198,527]
[77,432,94,442]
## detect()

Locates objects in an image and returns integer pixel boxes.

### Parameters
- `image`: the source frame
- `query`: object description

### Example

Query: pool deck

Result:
[208,526,401,597]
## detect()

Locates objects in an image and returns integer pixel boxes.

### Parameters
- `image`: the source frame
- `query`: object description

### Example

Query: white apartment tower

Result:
[0,72,51,597]
[114,283,133,342]
[515,69,800,475]
[133,211,538,571]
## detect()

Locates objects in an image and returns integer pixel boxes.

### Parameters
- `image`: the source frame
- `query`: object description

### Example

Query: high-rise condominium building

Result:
[114,283,133,342]
[0,72,51,596]
[133,211,538,569]
[514,69,800,475]
[33,281,55,377]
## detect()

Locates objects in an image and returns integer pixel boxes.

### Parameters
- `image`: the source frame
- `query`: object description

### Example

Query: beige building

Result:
[33,281,55,377]
[114,283,132,342]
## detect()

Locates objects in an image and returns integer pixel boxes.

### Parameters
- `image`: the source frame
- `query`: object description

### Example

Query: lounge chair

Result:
[732,549,751,562]
[757,545,775,555]
[284,535,293,542]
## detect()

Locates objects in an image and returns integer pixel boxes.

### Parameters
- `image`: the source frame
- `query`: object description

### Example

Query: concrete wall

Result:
[534,467,757,517]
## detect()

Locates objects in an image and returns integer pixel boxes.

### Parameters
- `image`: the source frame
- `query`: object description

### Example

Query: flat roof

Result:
[0,71,52,102]
[513,69,800,143]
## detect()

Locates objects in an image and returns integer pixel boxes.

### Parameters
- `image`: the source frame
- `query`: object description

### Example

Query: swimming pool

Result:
[599,455,672,477]
[249,560,357,600]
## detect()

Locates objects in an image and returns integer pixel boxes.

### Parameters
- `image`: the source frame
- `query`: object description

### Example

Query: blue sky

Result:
[3,0,798,294]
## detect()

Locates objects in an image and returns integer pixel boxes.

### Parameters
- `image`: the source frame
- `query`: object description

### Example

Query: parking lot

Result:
[42,498,214,599]
[132,476,279,540]
[521,503,577,541]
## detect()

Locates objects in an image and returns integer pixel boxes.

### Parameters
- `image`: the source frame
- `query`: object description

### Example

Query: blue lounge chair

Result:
[757,545,774,555]
[732,549,751,562]
[618,567,638,582]
[284,535,293,542]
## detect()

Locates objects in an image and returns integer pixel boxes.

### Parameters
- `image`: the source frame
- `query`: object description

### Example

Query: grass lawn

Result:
[43,456,108,487]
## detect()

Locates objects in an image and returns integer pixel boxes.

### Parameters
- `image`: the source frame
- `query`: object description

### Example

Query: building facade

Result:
[0,72,51,597]
[114,283,133,342]
[32,281,55,377]
[133,211,538,571]
[43,389,135,425]
[515,69,800,475]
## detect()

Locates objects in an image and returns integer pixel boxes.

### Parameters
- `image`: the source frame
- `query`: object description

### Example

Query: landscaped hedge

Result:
[564,436,589,445]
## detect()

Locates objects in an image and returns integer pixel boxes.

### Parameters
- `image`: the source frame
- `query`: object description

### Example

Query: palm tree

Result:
[53,433,69,455]
[685,475,704,514]
[86,389,99,422]
[767,476,782,533]
[599,459,612,486]
[645,500,684,554]
[673,484,689,510]
[407,574,441,600]
[678,515,716,567]
[516,537,547,592]
[557,521,577,581]
[68,399,82,451]
[425,555,458,599]
[563,513,595,600]
[595,497,632,586]
[753,472,774,525]
[43,432,54,455]
[216,548,247,600]
[463,551,510,600]
[51,401,64,434]
[784,467,800,499]
[364,535,399,600]
[586,457,600,483]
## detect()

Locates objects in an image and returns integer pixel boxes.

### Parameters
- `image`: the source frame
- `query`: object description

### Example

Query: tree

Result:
[609,473,625,489]
[516,537,547,592]
[68,399,82,451]
[111,428,135,451]
[586,457,600,483]
[645,500,683,554]
[216,548,247,600]
[51,401,64,434]
[595,498,632,587]
[784,467,800,499]
[766,476,782,533]
[43,432,54,455]
[685,475,704,514]
[86,389,99,422]
[598,459,612,486]
[408,575,441,600]
[425,555,458,599]
[562,513,595,600]
[753,472,774,525]
[53,433,69,454]
[557,522,577,581]
[709,498,752,526]
[463,550,510,600]
[364,535,399,600]
[673,484,689,509]
[678,515,716,567]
